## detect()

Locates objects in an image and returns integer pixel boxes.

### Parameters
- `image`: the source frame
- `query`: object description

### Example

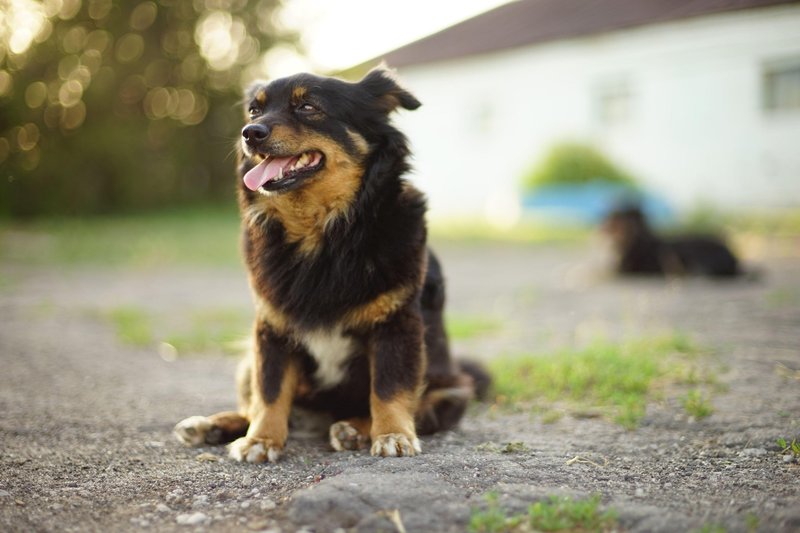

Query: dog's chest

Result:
[298,328,355,389]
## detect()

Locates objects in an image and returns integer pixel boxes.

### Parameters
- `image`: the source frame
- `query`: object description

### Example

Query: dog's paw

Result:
[329,421,369,451]
[173,416,214,447]
[370,433,421,457]
[228,437,283,464]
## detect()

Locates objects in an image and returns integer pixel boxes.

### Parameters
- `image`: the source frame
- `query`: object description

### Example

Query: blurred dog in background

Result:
[602,205,744,277]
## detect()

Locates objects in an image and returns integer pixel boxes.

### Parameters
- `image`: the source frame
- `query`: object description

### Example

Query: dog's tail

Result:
[415,358,492,435]
[457,358,492,401]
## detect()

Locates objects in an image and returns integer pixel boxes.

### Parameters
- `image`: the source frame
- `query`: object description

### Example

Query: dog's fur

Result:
[602,206,742,277]
[174,69,487,461]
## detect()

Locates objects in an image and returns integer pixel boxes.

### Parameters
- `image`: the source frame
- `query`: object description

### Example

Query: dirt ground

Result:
[1,241,798,532]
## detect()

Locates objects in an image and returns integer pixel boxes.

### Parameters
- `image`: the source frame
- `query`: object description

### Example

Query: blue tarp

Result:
[522,182,675,226]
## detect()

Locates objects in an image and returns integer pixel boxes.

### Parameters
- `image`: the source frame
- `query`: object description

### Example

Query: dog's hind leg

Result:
[329,417,371,451]
[174,351,255,447]
[173,411,249,446]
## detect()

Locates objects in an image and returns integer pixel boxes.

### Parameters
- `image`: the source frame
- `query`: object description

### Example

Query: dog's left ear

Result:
[360,68,421,113]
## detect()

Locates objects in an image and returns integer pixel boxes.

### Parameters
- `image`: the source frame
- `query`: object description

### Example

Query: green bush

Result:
[521,142,638,193]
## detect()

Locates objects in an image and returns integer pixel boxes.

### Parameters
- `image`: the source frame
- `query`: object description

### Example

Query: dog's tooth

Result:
[277,166,283,180]
[298,153,309,167]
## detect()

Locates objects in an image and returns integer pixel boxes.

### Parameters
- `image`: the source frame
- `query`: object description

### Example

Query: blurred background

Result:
[1,0,799,291]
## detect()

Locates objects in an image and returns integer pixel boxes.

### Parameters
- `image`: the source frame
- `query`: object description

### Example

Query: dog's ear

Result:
[359,67,421,113]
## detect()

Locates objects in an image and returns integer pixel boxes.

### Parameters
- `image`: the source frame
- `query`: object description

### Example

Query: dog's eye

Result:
[248,107,261,118]
[297,103,317,113]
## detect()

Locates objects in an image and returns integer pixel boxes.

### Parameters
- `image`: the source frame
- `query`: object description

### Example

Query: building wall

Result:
[392,5,800,221]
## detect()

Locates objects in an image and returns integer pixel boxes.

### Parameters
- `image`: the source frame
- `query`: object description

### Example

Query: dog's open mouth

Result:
[243,150,324,192]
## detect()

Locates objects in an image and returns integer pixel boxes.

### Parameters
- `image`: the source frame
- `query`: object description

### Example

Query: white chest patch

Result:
[298,328,354,389]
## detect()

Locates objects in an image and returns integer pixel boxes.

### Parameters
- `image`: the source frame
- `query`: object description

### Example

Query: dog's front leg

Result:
[369,306,425,457]
[229,324,297,463]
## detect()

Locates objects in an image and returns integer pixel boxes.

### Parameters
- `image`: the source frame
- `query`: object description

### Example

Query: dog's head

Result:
[239,68,420,195]
[601,205,651,250]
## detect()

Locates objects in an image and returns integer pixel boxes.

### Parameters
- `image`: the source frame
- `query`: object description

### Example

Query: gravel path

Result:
[1,242,798,532]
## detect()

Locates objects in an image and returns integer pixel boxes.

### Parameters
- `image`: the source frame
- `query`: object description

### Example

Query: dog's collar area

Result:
[243,150,324,192]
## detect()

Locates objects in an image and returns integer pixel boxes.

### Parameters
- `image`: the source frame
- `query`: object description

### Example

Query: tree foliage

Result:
[0,0,296,217]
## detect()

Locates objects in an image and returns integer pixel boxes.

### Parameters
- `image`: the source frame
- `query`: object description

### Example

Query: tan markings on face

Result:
[254,129,364,255]
[255,89,267,105]
[291,86,307,102]
[343,285,415,329]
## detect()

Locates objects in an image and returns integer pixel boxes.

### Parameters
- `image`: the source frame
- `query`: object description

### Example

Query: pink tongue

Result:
[243,156,295,191]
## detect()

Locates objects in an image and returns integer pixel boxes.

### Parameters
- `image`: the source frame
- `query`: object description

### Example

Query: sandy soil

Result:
[1,242,798,532]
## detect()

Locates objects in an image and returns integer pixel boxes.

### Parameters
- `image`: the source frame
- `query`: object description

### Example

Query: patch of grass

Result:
[0,205,241,268]
[692,524,727,533]
[490,333,710,428]
[541,410,564,424]
[679,205,800,236]
[164,308,250,355]
[106,306,153,347]
[745,512,759,533]
[429,218,590,245]
[102,304,250,356]
[469,493,617,533]
[445,314,502,340]
[765,288,800,309]
[529,495,617,532]
[776,437,800,457]
[469,493,522,533]
[682,389,714,419]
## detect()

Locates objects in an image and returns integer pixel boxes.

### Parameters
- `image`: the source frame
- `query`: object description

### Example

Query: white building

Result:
[355,0,800,221]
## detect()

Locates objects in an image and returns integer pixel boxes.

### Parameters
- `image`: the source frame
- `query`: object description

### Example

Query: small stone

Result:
[176,512,208,526]
[155,503,171,513]
[782,455,795,464]
[260,499,277,511]
[739,448,767,457]
[0,490,11,497]
[192,494,209,508]
[196,452,219,462]
[635,488,646,497]
[241,501,251,509]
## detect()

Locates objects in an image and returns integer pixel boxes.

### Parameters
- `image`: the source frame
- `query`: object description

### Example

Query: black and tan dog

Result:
[602,206,743,277]
[174,69,487,462]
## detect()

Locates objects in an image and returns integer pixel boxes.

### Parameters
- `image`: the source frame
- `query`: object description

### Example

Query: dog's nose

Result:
[242,124,269,144]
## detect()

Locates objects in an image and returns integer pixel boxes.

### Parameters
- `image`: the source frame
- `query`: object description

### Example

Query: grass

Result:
[692,524,727,533]
[765,288,800,309]
[489,333,714,428]
[103,304,250,356]
[106,307,154,347]
[164,308,251,355]
[429,218,590,245]
[469,493,617,533]
[682,389,714,419]
[3,205,799,270]
[776,437,800,457]
[445,314,503,340]
[0,205,241,268]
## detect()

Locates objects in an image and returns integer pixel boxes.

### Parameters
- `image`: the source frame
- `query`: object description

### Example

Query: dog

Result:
[173,68,488,462]
[601,206,743,277]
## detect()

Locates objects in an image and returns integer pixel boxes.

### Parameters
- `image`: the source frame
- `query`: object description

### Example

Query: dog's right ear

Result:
[359,67,421,113]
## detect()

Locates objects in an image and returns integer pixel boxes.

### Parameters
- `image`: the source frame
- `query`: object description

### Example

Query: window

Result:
[763,59,800,112]
[594,78,633,126]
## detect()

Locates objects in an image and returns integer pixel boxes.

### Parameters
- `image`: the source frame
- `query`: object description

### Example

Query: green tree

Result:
[0,0,296,216]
